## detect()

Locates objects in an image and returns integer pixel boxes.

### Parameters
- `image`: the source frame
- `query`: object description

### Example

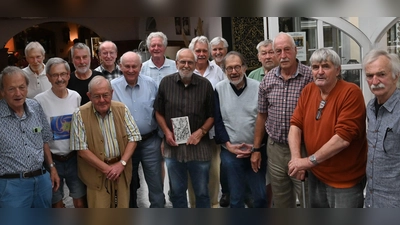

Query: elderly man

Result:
[248,39,279,82]
[94,41,123,81]
[210,36,231,207]
[288,48,367,208]
[70,76,141,208]
[214,51,267,208]
[253,32,313,208]
[154,48,214,208]
[67,43,103,105]
[0,66,60,208]
[140,31,177,86]
[22,41,52,98]
[210,37,229,68]
[34,57,86,208]
[188,35,224,208]
[248,39,279,208]
[112,51,165,208]
[363,49,400,208]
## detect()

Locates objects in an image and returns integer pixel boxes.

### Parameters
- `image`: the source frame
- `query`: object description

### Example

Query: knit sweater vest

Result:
[215,78,259,145]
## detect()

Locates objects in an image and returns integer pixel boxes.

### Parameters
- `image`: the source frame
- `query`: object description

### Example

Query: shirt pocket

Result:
[383,128,400,156]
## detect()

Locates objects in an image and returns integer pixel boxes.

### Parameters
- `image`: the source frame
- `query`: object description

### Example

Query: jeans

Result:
[221,145,267,208]
[52,153,86,204]
[165,158,211,208]
[0,170,52,208]
[308,171,366,208]
[130,133,165,208]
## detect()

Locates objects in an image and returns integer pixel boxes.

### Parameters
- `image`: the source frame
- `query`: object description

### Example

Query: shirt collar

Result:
[148,57,171,69]
[173,73,199,86]
[276,59,302,79]
[375,88,400,113]
[0,99,31,118]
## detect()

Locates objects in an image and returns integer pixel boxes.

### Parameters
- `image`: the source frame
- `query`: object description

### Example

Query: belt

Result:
[104,156,121,164]
[0,168,46,179]
[52,151,76,162]
[140,129,157,142]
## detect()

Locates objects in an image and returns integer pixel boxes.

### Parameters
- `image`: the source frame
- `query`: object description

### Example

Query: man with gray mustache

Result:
[363,49,400,208]
[252,32,313,208]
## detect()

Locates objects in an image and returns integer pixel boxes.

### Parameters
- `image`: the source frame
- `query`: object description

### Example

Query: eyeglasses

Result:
[316,100,326,120]
[225,65,242,73]
[92,93,111,100]
[50,72,68,78]
[177,60,195,66]
[101,51,116,56]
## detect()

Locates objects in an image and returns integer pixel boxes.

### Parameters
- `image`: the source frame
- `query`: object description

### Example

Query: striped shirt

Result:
[0,99,52,175]
[70,105,141,158]
[154,72,214,162]
[258,60,313,144]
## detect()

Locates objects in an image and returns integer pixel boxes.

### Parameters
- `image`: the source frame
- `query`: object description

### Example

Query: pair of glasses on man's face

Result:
[316,100,326,120]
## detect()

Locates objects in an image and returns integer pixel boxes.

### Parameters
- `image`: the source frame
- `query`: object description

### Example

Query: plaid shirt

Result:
[258,60,313,144]
[94,63,123,81]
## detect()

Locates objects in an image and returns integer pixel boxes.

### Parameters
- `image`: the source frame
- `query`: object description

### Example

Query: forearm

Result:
[288,125,303,159]
[312,134,350,164]
[155,111,171,134]
[121,141,136,163]
[78,150,109,174]
[253,113,267,148]
[199,117,214,133]
[43,142,54,166]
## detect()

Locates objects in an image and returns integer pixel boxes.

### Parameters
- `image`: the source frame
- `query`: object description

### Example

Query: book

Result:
[171,116,191,144]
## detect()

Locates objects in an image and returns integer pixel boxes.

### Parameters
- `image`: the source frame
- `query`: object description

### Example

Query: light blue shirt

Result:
[140,57,177,86]
[365,89,400,208]
[111,75,158,135]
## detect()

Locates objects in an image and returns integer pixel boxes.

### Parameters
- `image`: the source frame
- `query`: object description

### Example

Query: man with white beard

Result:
[67,43,102,105]
[214,51,267,208]
[154,48,215,208]
[210,37,229,69]
[188,35,225,208]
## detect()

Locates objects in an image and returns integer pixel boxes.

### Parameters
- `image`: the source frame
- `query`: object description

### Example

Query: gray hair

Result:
[362,49,400,79]
[273,32,296,50]
[88,75,112,93]
[188,36,211,53]
[309,48,342,79]
[45,57,70,75]
[146,32,168,49]
[24,41,45,57]
[309,48,341,68]
[120,51,143,65]
[221,51,247,73]
[176,48,197,62]
[0,66,29,91]
[256,39,273,52]
[71,42,91,58]
[210,37,229,48]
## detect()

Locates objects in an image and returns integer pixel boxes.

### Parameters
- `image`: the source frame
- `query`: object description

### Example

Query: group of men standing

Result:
[0,29,399,208]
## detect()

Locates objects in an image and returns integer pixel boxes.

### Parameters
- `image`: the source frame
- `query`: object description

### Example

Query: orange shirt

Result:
[291,80,367,188]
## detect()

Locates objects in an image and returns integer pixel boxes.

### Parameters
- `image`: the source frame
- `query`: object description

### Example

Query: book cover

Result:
[171,116,191,145]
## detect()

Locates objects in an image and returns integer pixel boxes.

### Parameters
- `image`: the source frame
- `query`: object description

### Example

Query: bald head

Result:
[119,51,142,86]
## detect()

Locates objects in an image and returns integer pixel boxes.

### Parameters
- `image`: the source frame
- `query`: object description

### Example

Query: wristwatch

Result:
[120,160,127,166]
[309,154,318,165]
[49,162,55,168]
[251,147,261,153]
[200,127,207,135]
